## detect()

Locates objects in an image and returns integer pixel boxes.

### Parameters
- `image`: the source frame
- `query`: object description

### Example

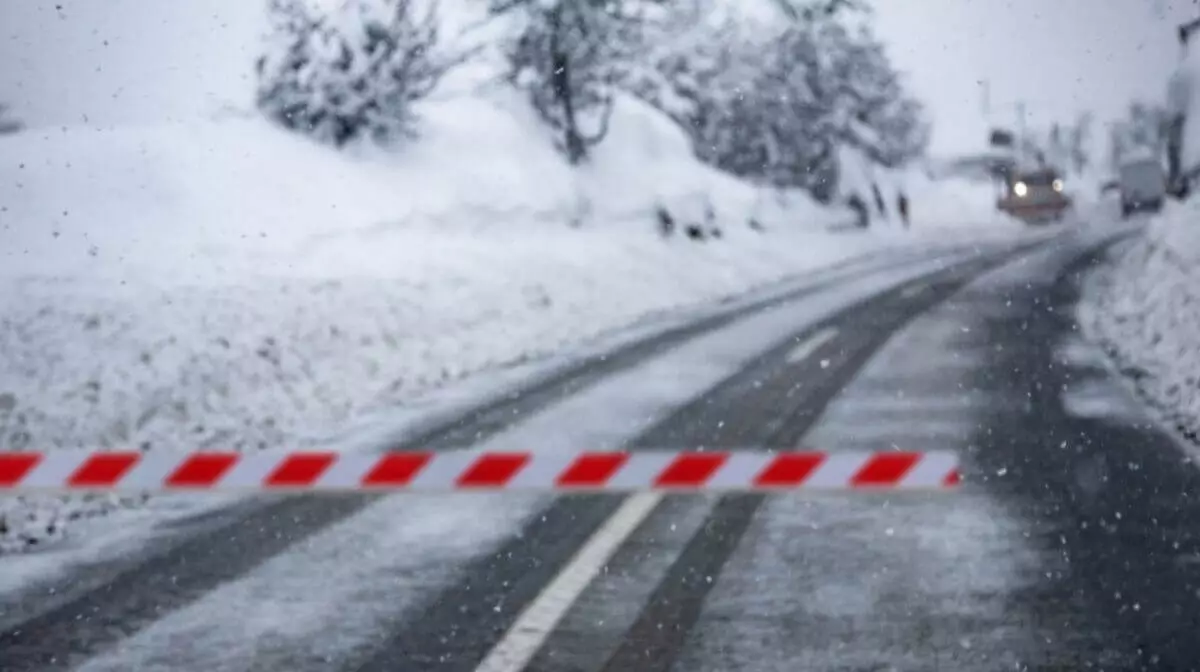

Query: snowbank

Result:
[1081,198,1200,442]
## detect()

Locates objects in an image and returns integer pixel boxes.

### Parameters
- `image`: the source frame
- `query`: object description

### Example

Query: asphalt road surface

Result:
[6,222,1199,671]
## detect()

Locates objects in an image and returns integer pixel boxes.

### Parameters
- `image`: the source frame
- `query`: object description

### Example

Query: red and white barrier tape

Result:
[0,450,960,492]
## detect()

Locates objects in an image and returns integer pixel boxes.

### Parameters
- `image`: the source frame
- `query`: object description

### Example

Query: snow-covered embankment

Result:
[1082,200,1200,442]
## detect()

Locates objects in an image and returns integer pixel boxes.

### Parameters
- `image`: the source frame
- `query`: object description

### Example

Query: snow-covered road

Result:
[0,239,1016,666]
[11,221,1199,672]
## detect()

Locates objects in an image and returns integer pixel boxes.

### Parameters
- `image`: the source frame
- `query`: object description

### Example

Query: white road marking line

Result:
[473,493,663,672]
[900,284,926,298]
[786,326,839,364]
[473,264,936,671]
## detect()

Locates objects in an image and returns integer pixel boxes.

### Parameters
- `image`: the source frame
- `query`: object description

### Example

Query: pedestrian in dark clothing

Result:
[847,193,870,229]
[871,183,888,219]
[897,192,910,228]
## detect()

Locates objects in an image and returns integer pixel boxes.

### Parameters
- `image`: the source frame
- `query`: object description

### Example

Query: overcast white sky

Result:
[872,0,1200,155]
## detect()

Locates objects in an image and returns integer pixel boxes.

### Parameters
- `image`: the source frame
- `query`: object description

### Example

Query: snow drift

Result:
[1082,198,1200,443]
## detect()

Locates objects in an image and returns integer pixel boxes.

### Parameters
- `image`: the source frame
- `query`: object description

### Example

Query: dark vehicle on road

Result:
[997,167,1072,223]
[1117,156,1167,217]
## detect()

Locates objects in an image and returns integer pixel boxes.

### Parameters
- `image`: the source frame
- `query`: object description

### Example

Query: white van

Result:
[1117,157,1167,217]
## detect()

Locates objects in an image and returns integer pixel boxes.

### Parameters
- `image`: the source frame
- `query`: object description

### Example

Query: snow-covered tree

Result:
[256,0,325,135]
[494,0,634,164]
[758,24,844,195]
[618,7,828,193]
[767,17,927,182]
[256,0,455,147]
[618,0,925,201]
[761,0,868,24]
[814,20,928,167]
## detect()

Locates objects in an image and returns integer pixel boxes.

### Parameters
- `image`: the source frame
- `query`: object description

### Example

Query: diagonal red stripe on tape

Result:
[943,469,961,487]
[754,452,826,487]
[266,452,337,487]
[457,452,529,488]
[167,453,239,488]
[557,452,628,488]
[851,451,921,487]
[0,453,41,487]
[655,452,728,488]
[69,452,141,487]
[362,452,432,487]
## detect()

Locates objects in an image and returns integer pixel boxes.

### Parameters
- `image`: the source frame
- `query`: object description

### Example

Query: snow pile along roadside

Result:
[1081,198,1200,442]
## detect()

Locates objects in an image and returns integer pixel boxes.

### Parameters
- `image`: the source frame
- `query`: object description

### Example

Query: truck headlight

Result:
[1013,181,1028,197]
[1052,179,1064,192]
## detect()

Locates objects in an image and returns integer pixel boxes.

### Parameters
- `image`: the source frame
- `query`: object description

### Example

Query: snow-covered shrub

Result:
[495,0,631,164]
[255,0,453,147]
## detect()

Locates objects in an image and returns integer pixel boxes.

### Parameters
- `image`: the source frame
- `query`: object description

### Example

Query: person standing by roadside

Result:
[871,183,888,220]
[846,193,870,229]
[897,191,910,229]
